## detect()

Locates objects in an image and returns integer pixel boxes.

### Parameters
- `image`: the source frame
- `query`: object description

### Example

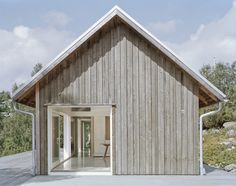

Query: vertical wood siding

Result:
[37,22,199,175]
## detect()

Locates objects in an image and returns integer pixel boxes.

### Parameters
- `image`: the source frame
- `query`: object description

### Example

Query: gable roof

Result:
[12,5,226,104]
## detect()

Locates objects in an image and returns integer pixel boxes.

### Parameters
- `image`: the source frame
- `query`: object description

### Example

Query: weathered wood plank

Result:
[158,55,165,174]
[181,74,188,174]
[126,29,134,175]
[132,32,140,175]
[102,31,109,103]
[91,39,97,104]
[86,47,91,104]
[193,86,199,175]
[164,60,171,174]
[114,25,121,174]
[152,52,158,174]
[170,64,176,174]
[187,77,194,174]
[77,55,82,103]
[35,83,40,174]
[120,25,128,174]
[109,28,115,103]
[139,37,146,174]
[175,69,182,174]
[97,35,103,103]
[145,44,152,174]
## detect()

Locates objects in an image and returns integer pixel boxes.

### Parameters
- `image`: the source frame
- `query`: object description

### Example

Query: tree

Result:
[0,91,11,121]
[31,63,43,77]
[12,82,24,94]
[200,62,236,128]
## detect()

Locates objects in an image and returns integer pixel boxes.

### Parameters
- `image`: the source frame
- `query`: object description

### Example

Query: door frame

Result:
[47,105,113,175]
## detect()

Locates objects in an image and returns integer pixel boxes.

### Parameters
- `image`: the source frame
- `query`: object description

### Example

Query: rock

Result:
[221,141,233,148]
[224,164,236,171]
[226,129,235,137]
[228,138,235,143]
[230,169,236,173]
[211,129,220,134]
[223,122,236,129]
[203,130,208,135]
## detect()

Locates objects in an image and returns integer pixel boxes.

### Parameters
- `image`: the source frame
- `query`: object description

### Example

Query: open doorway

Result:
[47,106,112,174]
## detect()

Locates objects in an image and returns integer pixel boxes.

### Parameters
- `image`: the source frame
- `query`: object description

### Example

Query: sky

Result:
[0,0,236,91]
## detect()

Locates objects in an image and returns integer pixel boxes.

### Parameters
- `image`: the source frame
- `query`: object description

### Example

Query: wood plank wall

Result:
[36,21,199,175]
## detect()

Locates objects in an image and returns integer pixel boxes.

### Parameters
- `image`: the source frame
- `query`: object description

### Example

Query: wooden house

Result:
[12,6,226,175]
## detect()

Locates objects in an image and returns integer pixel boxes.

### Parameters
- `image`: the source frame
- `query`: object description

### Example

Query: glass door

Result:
[81,120,91,157]
[52,115,64,167]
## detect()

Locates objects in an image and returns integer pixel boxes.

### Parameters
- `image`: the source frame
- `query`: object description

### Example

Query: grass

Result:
[203,128,236,168]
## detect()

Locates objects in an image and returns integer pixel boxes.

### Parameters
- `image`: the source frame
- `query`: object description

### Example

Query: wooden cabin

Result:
[12,6,226,175]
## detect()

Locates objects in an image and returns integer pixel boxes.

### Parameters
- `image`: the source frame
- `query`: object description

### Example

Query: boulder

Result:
[224,164,236,172]
[221,141,233,149]
[203,130,208,135]
[223,122,236,129]
[226,129,235,137]
[211,129,220,134]
[228,138,235,143]
[230,169,236,173]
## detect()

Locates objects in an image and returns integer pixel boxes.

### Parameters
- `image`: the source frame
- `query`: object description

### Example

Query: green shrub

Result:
[203,128,236,168]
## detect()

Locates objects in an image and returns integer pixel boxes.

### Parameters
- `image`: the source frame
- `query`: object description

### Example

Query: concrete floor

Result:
[1,151,236,186]
[53,156,110,172]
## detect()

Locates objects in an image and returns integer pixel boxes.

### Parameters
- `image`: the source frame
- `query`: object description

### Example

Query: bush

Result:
[203,128,236,168]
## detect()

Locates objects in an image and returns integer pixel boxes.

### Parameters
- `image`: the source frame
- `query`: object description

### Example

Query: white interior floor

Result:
[53,156,110,172]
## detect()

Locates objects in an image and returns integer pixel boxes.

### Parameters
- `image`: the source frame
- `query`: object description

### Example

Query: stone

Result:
[224,164,236,171]
[211,129,220,134]
[221,141,233,149]
[230,169,236,173]
[223,122,236,129]
[226,129,235,137]
[228,138,235,143]
[203,130,208,135]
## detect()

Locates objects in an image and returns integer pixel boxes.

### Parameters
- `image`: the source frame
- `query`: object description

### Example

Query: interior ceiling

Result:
[52,106,111,117]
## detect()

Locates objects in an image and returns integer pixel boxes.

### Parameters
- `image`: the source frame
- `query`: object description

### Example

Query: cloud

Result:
[41,10,71,27]
[165,1,236,71]
[0,25,75,92]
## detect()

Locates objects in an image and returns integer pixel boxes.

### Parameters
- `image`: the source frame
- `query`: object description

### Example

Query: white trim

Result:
[12,6,226,102]
[47,107,53,173]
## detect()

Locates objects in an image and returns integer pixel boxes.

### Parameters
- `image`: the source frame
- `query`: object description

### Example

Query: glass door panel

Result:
[52,117,59,164]
[81,121,91,157]
[52,115,64,167]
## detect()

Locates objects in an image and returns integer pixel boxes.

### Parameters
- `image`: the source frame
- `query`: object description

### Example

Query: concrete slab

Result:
[22,175,236,186]
[0,151,32,186]
[1,152,236,186]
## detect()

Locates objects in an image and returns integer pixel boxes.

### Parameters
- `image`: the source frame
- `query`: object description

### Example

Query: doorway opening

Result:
[47,105,112,175]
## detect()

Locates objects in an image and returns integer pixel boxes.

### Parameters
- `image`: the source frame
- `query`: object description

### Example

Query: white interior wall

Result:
[93,116,105,156]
